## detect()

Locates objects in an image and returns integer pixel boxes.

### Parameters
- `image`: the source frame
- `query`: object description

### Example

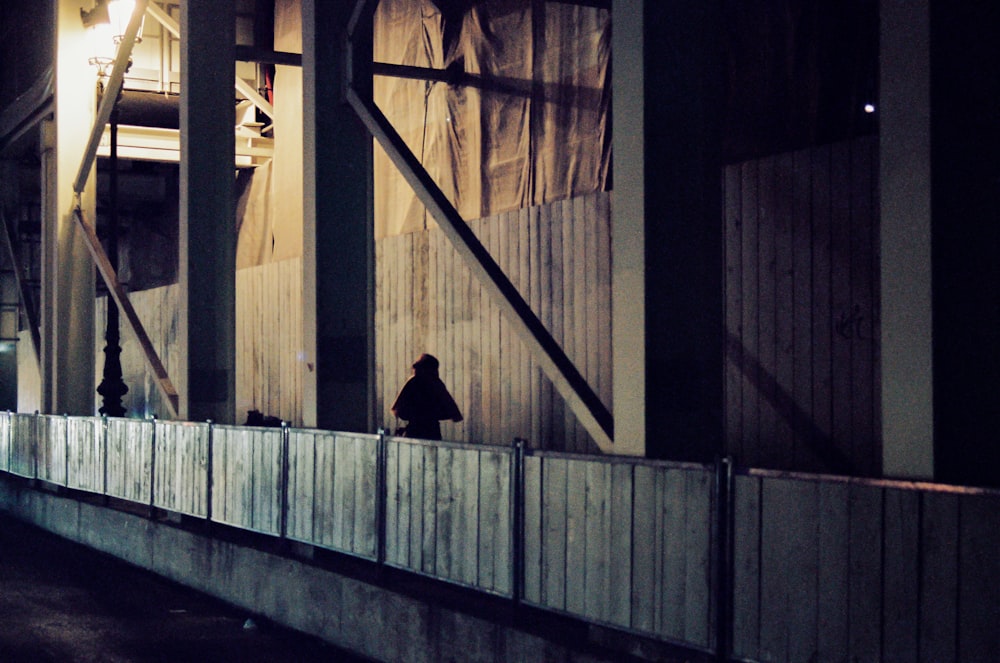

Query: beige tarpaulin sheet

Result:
[373,0,610,240]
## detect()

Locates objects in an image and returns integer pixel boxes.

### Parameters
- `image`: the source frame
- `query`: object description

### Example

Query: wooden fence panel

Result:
[307,432,378,560]
[235,257,304,427]
[285,429,317,544]
[723,137,880,475]
[35,415,66,484]
[153,421,209,518]
[957,493,1000,661]
[8,413,36,478]
[66,417,103,493]
[385,438,512,594]
[105,418,153,504]
[524,455,714,650]
[730,473,1000,663]
[211,426,283,536]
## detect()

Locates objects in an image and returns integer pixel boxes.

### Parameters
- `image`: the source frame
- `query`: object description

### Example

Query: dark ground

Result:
[0,514,369,662]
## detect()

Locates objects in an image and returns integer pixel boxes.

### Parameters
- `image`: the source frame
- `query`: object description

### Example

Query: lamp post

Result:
[83,0,143,417]
[96,82,127,417]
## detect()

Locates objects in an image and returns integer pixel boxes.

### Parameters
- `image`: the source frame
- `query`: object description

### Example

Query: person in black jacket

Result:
[390,354,463,440]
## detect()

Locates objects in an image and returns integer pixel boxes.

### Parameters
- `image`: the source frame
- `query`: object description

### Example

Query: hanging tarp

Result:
[373,0,610,239]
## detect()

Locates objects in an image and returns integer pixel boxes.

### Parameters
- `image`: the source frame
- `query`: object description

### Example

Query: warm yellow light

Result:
[107,0,144,45]
[86,20,115,70]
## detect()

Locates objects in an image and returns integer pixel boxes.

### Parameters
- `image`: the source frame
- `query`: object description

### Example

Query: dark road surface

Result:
[0,514,369,662]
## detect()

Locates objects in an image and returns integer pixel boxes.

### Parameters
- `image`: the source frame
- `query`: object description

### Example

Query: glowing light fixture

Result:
[107,0,144,46]
[80,0,144,76]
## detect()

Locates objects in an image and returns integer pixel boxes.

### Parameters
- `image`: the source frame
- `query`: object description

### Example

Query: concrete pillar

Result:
[612,1,724,460]
[301,1,375,432]
[43,0,97,415]
[927,5,1000,487]
[879,0,934,479]
[179,0,236,423]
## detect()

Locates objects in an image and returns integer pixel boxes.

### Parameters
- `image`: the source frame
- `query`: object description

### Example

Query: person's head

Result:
[412,353,439,376]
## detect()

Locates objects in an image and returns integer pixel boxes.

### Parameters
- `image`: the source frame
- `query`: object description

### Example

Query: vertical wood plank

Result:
[758,478,791,661]
[477,450,500,590]
[918,491,958,663]
[385,439,400,564]
[757,155,778,468]
[596,193,612,413]
[683,470,713,649]
[315,433,336,549]
[583,195,599,422]
[660,467,686,639]
[631,464,657,633]
[523,455,543,603]
[561,199,577,451]
[850,137,877,475]
[529,206,542,447]
[539,203,554,449]
[768,478,820,662]
[740,160,760,466]
[831,141,853,469]
[518,207,531,444]
[542,456,568,609]
[817,480,850,661]
[774,153,796,459]
[354,436,377,558]
[811,145,834,467]
[549,200,565,450]
[848,483,883,661]
[408,443,425,570]
[958,494,1000,662]
[583,460,610,622]
[724,164,743,456]
[435,446,454,579]
[731,475,761,660]
[608,462,632,628]
[421,445,438,575]
[883,488,919,662]
[572,197,588,450]
[564,458,586,614]
[791,148,815,471]
[460,448,480,586]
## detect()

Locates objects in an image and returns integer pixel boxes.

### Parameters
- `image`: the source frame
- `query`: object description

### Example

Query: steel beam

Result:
[0,208,41,366]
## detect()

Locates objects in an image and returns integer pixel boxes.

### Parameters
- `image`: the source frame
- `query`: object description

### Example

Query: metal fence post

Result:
[32,411,39,482]
[376,428,387,566]
[279,421,290,540]
[102,415,109,501]
[714,455,735,661]
[148,416,157,512]
[511,437,527,605]
[63,413,70,487]
[205,420,214,525]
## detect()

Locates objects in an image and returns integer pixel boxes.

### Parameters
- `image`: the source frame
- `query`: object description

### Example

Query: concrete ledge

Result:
[0,479,662,662]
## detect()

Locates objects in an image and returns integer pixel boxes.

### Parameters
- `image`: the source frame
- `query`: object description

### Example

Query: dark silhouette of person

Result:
[390,354,463,440]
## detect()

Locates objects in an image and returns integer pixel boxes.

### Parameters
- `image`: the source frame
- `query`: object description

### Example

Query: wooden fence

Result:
[376,192,612,453]
[731,470,1000,663]
[1,411,997,662]
[723,137,880,477]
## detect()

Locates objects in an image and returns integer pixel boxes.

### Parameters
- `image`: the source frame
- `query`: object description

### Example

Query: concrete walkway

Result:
[0,514,369,662]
